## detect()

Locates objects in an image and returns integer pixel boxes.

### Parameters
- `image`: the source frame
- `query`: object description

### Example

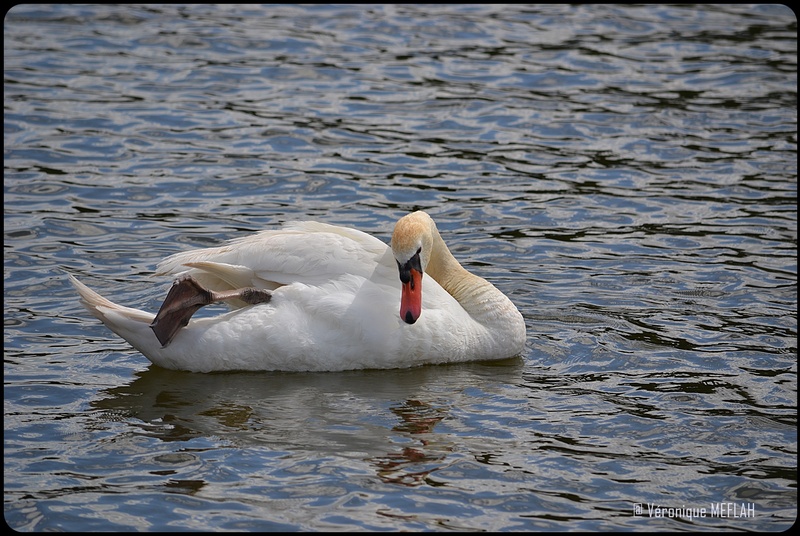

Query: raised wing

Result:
[154,221,390,293]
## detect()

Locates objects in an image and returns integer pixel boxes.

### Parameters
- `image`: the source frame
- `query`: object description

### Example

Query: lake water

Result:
[4,3,796,532]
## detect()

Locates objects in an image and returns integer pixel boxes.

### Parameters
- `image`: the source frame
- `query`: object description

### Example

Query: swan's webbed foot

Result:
[150,275,213,348]
[150,275,271,348]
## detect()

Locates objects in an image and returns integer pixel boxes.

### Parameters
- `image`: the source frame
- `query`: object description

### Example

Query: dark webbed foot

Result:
[150,275,271,348]
[150,275,214,347]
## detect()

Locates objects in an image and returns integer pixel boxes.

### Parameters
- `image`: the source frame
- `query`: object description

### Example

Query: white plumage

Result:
[70,211,526,372]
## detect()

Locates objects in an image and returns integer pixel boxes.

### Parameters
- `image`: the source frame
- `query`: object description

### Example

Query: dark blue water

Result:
[4,4,796,531]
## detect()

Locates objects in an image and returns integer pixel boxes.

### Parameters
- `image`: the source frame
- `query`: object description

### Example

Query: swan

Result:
[69,211,526,372]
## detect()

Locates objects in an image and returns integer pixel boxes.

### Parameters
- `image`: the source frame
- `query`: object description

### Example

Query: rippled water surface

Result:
[4,3,797,532]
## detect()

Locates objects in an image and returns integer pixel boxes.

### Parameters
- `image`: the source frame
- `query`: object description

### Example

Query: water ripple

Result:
[4,3,796,532]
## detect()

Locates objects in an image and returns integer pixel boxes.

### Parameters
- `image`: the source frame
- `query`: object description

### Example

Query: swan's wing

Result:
[155,221,390,291]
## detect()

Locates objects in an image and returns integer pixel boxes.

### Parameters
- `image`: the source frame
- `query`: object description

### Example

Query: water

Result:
[4,3,796,531]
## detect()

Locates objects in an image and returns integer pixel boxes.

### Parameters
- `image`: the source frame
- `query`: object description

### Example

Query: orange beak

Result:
[400,267,423,324]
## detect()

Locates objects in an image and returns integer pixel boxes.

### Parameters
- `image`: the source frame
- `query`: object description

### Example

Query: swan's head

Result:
[391,211,435,324]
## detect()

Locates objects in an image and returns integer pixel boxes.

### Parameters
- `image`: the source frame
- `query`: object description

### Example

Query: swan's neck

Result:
[425,230,521,329]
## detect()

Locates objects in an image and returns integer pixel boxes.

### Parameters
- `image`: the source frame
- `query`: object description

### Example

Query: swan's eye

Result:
[397,249,422,283]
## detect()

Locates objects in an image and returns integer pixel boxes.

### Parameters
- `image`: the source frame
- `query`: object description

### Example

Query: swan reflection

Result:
[89,359,523,487]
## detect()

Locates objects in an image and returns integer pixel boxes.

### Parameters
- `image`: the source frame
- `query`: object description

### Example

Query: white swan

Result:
[69,211,526,372]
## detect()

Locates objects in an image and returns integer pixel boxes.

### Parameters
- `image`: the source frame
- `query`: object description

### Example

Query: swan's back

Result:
[156,221,390,295]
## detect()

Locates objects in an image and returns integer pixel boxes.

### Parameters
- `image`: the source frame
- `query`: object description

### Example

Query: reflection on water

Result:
[373,399,452,487]
[89,362,521,452]
[86,363,531,520]
[4,3,796,532]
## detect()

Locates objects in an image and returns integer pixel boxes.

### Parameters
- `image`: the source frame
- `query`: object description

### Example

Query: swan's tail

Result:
[68,273,164,353]
[69,274,154,325]
[70,273,272,351]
